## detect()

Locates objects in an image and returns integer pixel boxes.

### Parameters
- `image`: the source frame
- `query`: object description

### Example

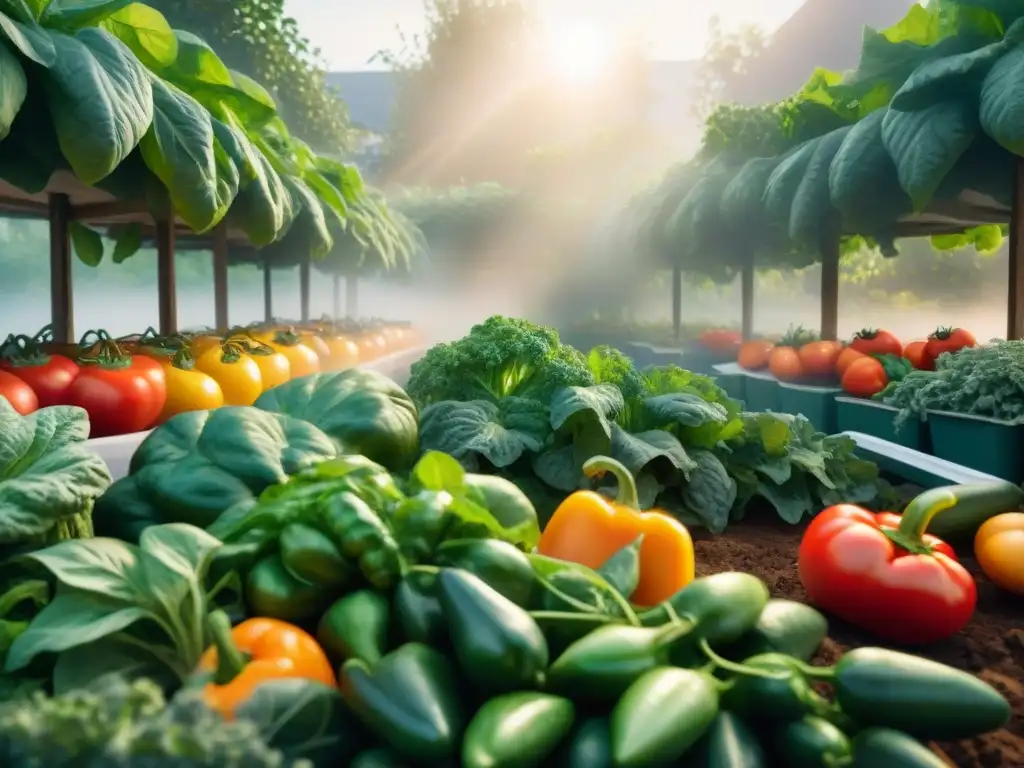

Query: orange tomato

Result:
[835,346,867,378]
[974,512,1024,595]
[841,356,887,398]
[299,333,332,365]
[737,340,774,371]
[271,341,320,379]
[798,341,842,379]
[768,347,803,381]
[251,350,291,390]
[903,340,929,370]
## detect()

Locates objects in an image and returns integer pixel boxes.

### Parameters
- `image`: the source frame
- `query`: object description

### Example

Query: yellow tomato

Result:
[271,341,321,379]
[194,346,263,405]
[252,350,291,391]
[355,333,385,361]
[323,335,360,370]
[158,361,224,423]
[974,512,1024,595]
[190,334,224,356]
[300,333,333,365]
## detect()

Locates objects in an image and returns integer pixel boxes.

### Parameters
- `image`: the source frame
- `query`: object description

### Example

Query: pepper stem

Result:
[582,456,639,509]
[697,638,790,680]
[206,610,248,685]
[889,487,958,553]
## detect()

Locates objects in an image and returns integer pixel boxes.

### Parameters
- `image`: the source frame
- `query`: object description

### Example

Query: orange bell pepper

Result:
[196,610,337,718]
[538,456,695,606]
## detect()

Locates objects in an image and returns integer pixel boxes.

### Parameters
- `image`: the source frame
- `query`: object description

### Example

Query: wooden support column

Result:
[671,260,682,341]
[1008,157,1024,340]
[740,255,754,341]
[819,236,840,341]
[156,218,177,335]
[332,275,341,319]
[345,276,359,318]
[299,259,311,322]
[48,193,74,343]
[212,224,229,332]
[263,258,273,322]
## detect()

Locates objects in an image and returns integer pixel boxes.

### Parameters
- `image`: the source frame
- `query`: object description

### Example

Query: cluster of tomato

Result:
[737,326,977,396]
[0,321,419,437]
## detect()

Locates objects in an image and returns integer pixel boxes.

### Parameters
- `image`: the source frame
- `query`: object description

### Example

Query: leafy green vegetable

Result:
[0,674,300,766]
[92,406,337,542]
[418,397,549,470]
[255,368,420,472]
[406,315,594,407]
[0,399,110,559]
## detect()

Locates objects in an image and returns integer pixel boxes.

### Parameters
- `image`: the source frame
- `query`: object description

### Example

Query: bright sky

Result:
[283,0,807,71]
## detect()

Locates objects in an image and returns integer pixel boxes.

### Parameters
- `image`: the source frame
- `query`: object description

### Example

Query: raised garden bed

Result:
[929,410,1024,482]
[743,370,779,412]
[777,381,840,434]
[711,362,746,402]
[836,397,928,451]
[695,514,1024,768]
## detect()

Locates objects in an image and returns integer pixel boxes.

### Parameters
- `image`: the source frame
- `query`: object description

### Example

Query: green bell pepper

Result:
[317,590,391,665]
[686,711,767,768]
[394,566,447,646]
[461,692,575,768]
[833,647,1011,740]
[245,553,330,622]
[776,716,851,767]
[611,667,720,766]
[435,538,539,607]
[320,490,404,589]
[339,643,467,763]
[546,621,693,702]
[552,717,614,768]
[723,653,833,725]
[851,728,949,768]
[388,490,453,563]
[437,568,548,693]
[279,522,354,589]
[463,472,540,547]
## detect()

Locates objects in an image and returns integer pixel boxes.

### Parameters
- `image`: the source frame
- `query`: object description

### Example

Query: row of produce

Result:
[0,319,418,436]
[0,334,1016,764]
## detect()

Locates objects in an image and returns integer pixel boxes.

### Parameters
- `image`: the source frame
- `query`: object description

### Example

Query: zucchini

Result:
[920,482,1024,540]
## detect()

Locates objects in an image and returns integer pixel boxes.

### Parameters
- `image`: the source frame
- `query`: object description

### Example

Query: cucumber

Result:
[920,482,1024,540]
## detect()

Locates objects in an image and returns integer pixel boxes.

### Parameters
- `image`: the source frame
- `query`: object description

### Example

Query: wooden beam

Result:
[0,196,48,215]
[332,275,341,319]
[48,193,74,344]
[299,259,311,322]
[820,236,840,341]
[345,276,359,318]
[156,218,177,334]
[212,224,229,332]
[263,258,273,323]
[1008,157,1024,340]
[671,261,682,341]
[741,256,754,340]
[71,199,148,222]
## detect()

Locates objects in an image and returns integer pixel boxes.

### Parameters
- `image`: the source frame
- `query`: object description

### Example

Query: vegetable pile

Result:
[411,316,879,531]
[0,319,418,436]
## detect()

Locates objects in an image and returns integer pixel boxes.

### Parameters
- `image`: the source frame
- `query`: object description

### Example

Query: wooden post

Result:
[1008,157,1024,340]
[156,218,176,335]
[345,275,359,318]
[741,256,754,341]
[819,236,840,341]
[671,261,682,341]
[212,223,229,332]
[48,193,73,343]
[332,275,341,319]
[263,258,273,322]
[299,259,311,322]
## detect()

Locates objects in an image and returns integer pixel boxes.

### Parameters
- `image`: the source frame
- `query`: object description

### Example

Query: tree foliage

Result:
[692,17,766,121]
[148,0,356,151]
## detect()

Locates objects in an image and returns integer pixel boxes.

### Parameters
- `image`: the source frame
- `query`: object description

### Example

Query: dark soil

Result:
[692,517,1024,768]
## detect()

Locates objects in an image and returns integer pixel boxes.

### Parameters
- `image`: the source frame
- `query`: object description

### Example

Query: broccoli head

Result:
[407,315,594,407]
[586,346,646,402]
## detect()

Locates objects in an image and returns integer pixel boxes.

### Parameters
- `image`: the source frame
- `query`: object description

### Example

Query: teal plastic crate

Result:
[928,410,1024,482]
[711,363,746,402]
[841,431,1007,489]
[777,382,840,433]
[835,397,927,451]
[743,371,778,412]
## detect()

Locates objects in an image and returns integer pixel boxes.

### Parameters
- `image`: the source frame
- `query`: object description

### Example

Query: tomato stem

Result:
[582,456,639,509]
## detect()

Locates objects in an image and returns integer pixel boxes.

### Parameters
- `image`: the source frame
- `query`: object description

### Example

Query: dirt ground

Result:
[692,517,1024,768]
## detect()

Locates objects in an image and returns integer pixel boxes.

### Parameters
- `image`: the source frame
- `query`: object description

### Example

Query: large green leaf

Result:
[276,176,332,257]
[139,76,232,233]
[100,2,176,69]
[881,99,979,209]
[762,140,818,224]
[0,12,55,65]
[45,0,135,31]
[42,28,152,184]
[718,157,778,230]
[979,44,1024,154]
[890,41,1010,112]
[69,221,103,265]
[419,398,550,471]
[0,0,47,24]
[232,140,292,245]
[789,126,850,245]
[0,40,26,140]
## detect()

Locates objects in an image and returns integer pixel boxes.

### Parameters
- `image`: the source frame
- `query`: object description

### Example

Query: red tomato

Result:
[699,329,741,354]
[0,370,39,415]
[925,327,976,368]
[798,341,841,379]
[0,354,80,408]
[768,347,803,382]
[737,340,774,371]
[902,340,929,370]
[67,358,166,437]
[841,356,888,398]
[130,355,168,427]
[835,346,866,378]
[849,328,902,358]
